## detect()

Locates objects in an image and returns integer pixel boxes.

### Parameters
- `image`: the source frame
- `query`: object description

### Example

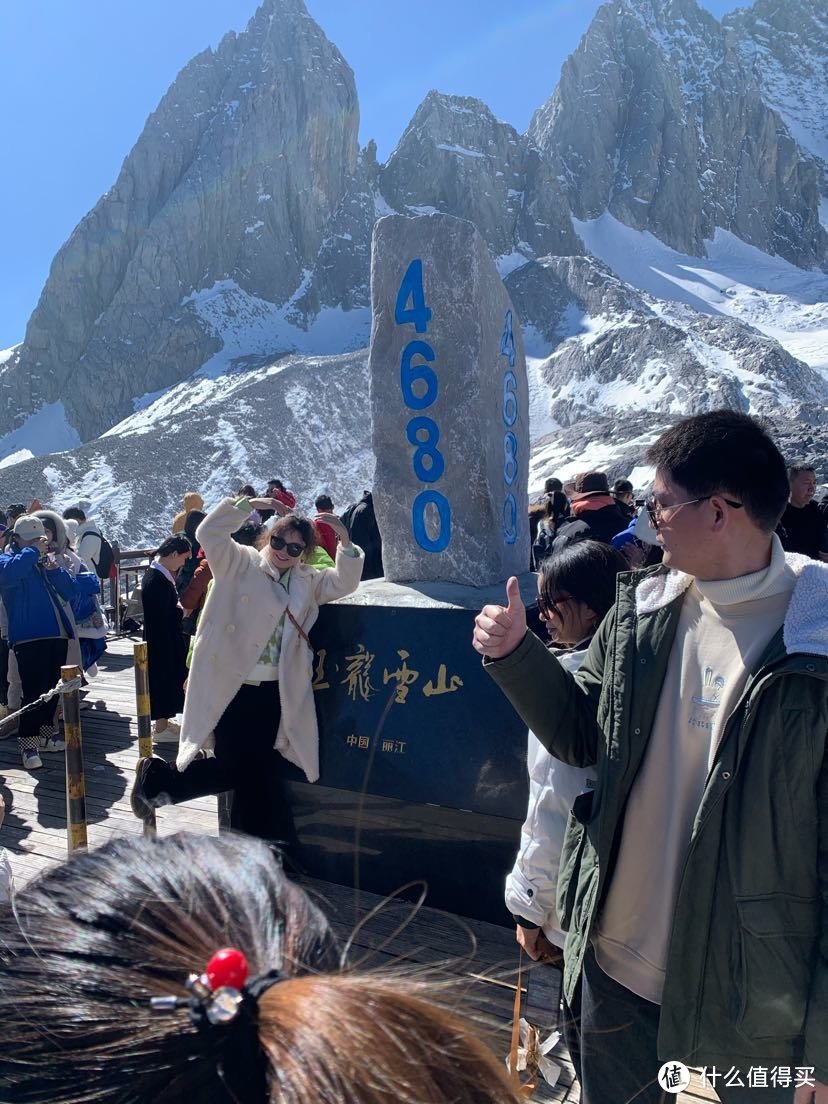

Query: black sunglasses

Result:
[270,535,305,558]
[536,595,573,619]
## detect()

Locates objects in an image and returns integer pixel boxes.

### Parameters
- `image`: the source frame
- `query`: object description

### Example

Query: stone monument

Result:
[298,213,537,924]
[369,213,530,585]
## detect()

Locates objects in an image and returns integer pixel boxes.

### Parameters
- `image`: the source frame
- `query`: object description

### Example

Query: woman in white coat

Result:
[505,540,627,961]
[130,495,363,849]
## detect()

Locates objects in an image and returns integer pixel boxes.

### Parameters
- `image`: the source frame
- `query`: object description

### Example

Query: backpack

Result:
[94,535,115,580]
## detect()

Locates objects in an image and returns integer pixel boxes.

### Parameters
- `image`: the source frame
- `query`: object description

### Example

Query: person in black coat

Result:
[552,471,629,552]
[141,535,191,741]
[341,491,383,580]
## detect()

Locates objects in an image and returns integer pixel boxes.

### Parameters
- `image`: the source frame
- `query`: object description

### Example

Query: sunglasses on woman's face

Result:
[270,535,305,558]
[536,595,573,619]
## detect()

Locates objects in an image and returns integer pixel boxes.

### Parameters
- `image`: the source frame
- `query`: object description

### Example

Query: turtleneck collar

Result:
[693,535,795,608]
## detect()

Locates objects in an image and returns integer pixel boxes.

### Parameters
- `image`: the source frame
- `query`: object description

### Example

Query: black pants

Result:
[145,681,297,847]
[0,637,8,705]
[565,948,795,1104]
[14,639,68,753]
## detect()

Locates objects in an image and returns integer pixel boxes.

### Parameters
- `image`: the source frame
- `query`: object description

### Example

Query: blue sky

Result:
[0,0,742,348]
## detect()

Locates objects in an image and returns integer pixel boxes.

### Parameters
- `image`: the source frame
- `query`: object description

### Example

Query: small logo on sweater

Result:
[691,666,725,709]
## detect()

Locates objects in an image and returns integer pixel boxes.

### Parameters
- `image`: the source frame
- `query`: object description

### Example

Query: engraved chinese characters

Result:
[369,213,530,584]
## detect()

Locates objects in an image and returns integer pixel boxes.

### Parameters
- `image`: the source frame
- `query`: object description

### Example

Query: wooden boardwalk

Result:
[0,637,715,1103]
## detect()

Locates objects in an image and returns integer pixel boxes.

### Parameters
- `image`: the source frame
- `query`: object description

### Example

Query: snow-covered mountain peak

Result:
[1,0,827,538]
[725,0,828,194]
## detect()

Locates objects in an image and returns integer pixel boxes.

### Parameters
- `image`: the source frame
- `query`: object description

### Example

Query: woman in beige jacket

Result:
[131,495,363,849]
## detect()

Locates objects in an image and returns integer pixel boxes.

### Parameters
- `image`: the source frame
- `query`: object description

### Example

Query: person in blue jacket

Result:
[0,514,78,770]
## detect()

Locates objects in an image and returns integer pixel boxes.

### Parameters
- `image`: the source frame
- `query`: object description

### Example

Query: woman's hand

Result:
[473,577,526,659]
[316,513,351,548]
[516,924,559,963]
[247,497,289,516]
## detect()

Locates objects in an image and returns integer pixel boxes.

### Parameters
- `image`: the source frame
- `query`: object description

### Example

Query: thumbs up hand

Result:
[472,576,527,660]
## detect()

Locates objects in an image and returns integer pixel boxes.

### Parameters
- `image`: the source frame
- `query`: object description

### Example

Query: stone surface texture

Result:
[370,214,530,585]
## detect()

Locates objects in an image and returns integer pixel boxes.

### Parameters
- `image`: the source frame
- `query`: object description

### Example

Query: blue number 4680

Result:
[395,259,433,333]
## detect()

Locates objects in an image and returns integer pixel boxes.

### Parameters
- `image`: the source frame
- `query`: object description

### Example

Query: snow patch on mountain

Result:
[0,449,34,470]
[182,279,371,378]
[529,423,667,492]
[574,213,828,376]
[0,402,82,464]
[42,457,132,533]
[103,357,297,439]
[0,345,19,369]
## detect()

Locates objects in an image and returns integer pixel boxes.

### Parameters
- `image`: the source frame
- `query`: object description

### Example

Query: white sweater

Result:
[594,536,797,1002]
[505,646,592,948]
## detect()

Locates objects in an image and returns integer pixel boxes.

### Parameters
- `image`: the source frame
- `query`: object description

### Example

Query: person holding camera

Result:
[0,515,78,770]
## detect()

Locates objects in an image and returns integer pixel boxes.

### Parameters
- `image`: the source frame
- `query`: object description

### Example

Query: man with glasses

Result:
[474,410,828,1103]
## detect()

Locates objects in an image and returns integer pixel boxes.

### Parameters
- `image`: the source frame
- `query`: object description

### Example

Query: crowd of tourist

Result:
[1,419,827,1103]
[0,504,110,770]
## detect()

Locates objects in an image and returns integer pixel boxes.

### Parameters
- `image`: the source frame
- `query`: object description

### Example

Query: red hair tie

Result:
[149,947,282,1102]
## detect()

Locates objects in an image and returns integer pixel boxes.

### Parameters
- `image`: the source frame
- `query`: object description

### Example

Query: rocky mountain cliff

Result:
[725,0,828,196]
[1,0,827,541]
[529,0,826,267]
[3,0,359,441]
[0,351,372,546]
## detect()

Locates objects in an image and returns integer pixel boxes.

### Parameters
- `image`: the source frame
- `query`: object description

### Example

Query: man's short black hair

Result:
[62,507,86,522]
[646,411,789,533]
[787,464,816,480]
[544,477,563,494]
[315,494,334,512]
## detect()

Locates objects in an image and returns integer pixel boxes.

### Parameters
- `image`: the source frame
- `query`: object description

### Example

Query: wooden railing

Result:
[108,543,155,633]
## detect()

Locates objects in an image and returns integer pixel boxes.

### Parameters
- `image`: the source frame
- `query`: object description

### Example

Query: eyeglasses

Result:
[536,595,573,619]
[645,493,743,527]
[270,535,306,558]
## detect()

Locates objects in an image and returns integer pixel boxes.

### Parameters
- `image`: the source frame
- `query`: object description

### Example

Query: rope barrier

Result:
[0,676,84,729]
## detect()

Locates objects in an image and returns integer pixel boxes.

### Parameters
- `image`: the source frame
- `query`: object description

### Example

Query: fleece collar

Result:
[634,553,828,659]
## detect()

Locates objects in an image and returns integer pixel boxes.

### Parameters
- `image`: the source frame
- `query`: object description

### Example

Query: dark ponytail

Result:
[0,833,522,1104]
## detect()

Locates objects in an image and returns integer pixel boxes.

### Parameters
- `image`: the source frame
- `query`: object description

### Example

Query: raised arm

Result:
[474,576,606,768]
[309,513,364,604]
[195,499,261,579]
[0,545,41,588]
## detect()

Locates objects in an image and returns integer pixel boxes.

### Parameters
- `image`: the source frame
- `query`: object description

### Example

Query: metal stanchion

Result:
[111,541,121,633]
[133,642,156,836]
[62,665,88,853]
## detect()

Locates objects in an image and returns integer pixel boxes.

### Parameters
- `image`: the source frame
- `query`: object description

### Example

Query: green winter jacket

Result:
[486,555,828,1080]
